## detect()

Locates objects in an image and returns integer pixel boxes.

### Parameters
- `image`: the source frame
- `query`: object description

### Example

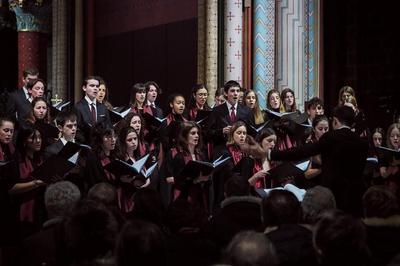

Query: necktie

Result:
[230,106,236,123]
[90,103,96,123]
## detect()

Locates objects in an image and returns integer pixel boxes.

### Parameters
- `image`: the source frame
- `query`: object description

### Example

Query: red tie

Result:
[230,106,236,123]
[90,103,97,123]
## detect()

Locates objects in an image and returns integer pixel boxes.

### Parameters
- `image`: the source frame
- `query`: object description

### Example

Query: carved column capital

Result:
[8,0,50,32]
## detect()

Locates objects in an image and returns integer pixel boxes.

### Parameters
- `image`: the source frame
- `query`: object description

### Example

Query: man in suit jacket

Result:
[208,80,252,151]
[74,76,111,144]
[6,68,39,125]
[267,106,369,217]
[44,111,78,159]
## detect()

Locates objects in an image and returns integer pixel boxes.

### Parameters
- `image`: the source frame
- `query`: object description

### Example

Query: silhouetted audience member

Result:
[314,209,370,266]
[208,174,263,249]
[128,187,166,231]
[223,231,278,266]
[301,186,336,226]
[362,185,400,266]
[64,199,118,266]
[263,190,317,266]
[166,199,219,266]
[18,181,81,266]
[116,219,167,266]
[87,182,125,230]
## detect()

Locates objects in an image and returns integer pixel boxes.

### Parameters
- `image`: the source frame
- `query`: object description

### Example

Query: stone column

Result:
[197,0,206,84]
[9,0,50,88]
[253,0,275,108]
[52,0,67,101]
[224,0,243,84]
[74,0,83,102]
[205,0,218,105]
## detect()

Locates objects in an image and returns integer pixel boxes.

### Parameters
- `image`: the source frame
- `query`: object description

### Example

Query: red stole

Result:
[19,156,42,222]
[228,145,245,165]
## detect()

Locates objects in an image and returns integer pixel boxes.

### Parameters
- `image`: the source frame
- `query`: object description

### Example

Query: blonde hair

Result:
[227,121,247,146]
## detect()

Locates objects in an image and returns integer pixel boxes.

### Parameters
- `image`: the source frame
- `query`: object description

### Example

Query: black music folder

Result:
[180,155,231,178]
[267,160,310,181]
[30,155,76,183]
[104,154,150,176]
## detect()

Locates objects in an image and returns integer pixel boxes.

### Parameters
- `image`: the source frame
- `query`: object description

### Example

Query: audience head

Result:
[386,123,400,150]
[0,117,14,145]
[22,67,39,87]
[87,182,118,208]
[313,209,370,266]
[82,76,100,101]
[301,186,336,224]
[65,199,118,264]
[145,81,162,104]
[362,185,399,218]
[331,105,355,129]
[281,88,297,112]
[224,173,250,198]
[166,198,207,235]
[372,127,385,147]
[306,97,324,121]
[224,231,278,266]
[45,181,81,219]
[116,219,167,266]
[224,80,241,105]
[132,187,165,227]
[262,190,302,227]
[27,78,45,99]
[227,121,247,146]
[56,110,77,141]
[168,93,185,115]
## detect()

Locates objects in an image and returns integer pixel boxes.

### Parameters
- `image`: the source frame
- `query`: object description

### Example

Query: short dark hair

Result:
[87,182,118,207]
[116,219,167,266]
[224,80,241,93]
[362,185,399,218]
[263,190,302,226]
[224,231,278,266]
[23,67,39,78]
[306,97,323,110]
[314,209,370,265]
[332,105,355,126]
[224,174,250,197]
[82,76,100,87]
[56,110,77,127]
